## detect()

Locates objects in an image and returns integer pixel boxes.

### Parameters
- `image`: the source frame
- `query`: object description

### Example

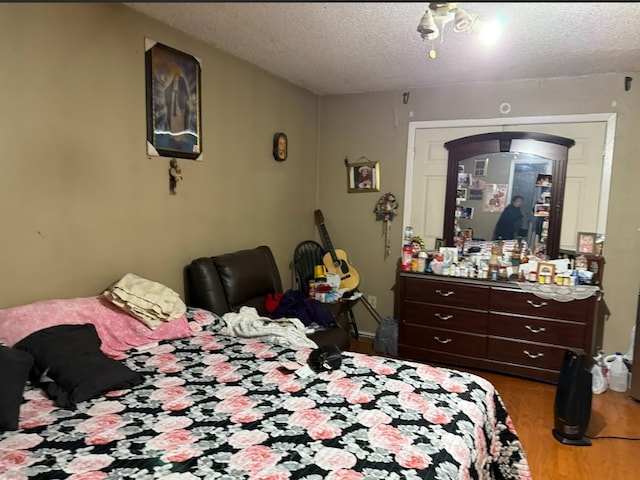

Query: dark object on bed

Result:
[308,344,342,372]
[14,324,144,409]
[0,345,33,431]
[184,245,350,350]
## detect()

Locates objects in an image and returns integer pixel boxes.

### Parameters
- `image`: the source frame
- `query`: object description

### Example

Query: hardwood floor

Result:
[350,337,640,480]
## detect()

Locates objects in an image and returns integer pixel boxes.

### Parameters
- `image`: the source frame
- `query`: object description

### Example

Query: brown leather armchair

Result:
[184,246,350,351]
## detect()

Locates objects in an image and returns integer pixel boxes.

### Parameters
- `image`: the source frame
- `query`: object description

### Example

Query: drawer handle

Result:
[523,350,544,359]
[525,325,546,334]
[435,289,455,297]
[434,336,453,344]
[526,299,548,308]
[435,313,453,321]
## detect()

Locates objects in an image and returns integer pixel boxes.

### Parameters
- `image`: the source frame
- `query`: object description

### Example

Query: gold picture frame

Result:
[347,160,380,193]
[536,261,556,279]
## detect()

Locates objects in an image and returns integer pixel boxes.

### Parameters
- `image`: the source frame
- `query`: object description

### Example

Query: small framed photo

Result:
[458,172,472,188]
[595,233,605,255]
[439,247,458,264]
[576,231,597,255]
[536,174,552,186]
[456,206,474,219]
[536,261,556,279]
[434,238,445,250]
[534,204,551,217]
[347,160,380,193]
[456,188,468,201]
[272,132,288,161]
[145,38,202,160]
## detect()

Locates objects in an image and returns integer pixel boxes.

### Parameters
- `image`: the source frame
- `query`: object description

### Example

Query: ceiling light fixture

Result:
[417,2,501,58]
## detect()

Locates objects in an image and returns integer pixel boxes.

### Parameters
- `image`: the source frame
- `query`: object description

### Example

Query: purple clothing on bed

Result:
[270,290,336,328]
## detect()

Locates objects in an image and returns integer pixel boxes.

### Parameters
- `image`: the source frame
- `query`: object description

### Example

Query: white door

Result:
[408,126,496,249]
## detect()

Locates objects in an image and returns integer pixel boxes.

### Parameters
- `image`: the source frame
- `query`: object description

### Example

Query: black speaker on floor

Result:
[552,348,592,446]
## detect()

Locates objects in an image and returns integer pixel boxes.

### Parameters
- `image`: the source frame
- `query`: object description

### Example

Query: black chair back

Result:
[293,240,325,296]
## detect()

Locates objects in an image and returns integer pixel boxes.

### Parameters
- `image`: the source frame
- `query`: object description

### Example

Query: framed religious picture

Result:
[576,231,597,254]
[272,132,287,161]
[145,38,202,160]
[347,160,380,193]
[457,206,474,219]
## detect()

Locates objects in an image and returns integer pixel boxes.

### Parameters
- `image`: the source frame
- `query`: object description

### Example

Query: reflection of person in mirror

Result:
[358,165,373,188]
[493,195,523,240]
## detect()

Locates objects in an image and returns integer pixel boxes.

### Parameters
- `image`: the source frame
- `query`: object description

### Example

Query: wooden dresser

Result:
[396,272,602,383]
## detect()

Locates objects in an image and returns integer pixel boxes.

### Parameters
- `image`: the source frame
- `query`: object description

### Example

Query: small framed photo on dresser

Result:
[576,231,597,255]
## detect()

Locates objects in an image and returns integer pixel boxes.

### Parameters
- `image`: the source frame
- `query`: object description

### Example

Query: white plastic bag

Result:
[591,363,608,394]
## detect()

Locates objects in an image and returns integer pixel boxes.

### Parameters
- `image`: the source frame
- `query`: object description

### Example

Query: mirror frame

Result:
[443,131,575,259]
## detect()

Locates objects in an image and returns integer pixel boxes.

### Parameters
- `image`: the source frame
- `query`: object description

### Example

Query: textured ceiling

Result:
[126,2,640,96]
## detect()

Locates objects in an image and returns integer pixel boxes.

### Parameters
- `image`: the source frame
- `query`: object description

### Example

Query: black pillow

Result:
[0,345,34,431]
[14,324,143,409]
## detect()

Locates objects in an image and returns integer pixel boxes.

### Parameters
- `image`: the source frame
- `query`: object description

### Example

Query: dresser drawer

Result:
[404,278,489,310]
[489,313,585,348]
[401,324,486,357]
[403,301,488,334]
[487,337,566,371]
[489,288,592,322]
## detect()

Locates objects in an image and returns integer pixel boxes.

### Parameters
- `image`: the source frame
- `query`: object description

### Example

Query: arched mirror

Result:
[443,131,575,260]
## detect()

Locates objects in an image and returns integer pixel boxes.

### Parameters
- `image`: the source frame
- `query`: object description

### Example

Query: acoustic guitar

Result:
[313,209,360,291]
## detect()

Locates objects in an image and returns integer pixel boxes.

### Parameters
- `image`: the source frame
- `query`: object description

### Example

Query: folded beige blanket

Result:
[103,273,186,330]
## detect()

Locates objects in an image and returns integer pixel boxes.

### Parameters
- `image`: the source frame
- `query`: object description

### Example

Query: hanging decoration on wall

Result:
[169,159,183,195]
[374,192,399,259]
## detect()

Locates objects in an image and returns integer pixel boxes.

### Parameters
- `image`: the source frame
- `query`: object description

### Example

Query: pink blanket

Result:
[0,297,192,358]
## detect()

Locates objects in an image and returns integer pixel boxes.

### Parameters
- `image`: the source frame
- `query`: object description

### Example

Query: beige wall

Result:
[2,4,638,355]
[319,76,640,354]
[0,3,319,307]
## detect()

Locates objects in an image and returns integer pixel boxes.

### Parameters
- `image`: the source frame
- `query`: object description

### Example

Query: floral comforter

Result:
[0,308,531,479]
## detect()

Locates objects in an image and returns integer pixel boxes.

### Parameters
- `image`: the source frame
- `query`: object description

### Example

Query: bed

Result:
[1,307,531,479]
